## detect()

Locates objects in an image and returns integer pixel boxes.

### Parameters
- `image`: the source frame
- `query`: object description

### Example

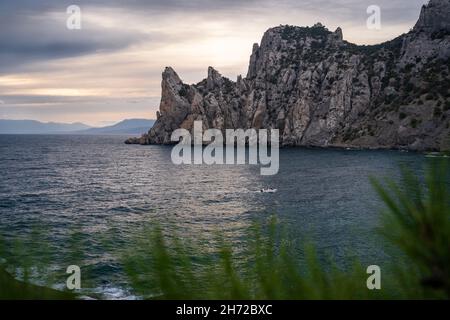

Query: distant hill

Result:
[77,119,155,135]
[0,119,91,134]
[0,119,155,135]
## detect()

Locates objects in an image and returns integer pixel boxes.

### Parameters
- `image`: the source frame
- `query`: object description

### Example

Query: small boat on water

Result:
[260,188,277,193]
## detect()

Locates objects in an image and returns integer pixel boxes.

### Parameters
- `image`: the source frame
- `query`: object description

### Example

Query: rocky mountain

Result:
[128,0,450,151]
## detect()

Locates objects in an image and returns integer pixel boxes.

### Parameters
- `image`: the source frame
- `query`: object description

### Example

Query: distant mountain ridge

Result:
[0,119,91,134]
[77,119,155,135]
[0,119,155,135]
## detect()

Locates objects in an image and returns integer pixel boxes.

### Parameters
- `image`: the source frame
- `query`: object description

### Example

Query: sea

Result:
[0,134,427,298]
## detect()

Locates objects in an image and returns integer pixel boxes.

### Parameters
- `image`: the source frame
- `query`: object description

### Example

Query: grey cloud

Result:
[1,0,253,73]
[0,0,429,72]
[0,0,430,74]
[0,95,104,105]
[0,0,258,14]
[0,0,429,22]
[272,0,427,26]
[93,0,427,25]
[0,7,153,73]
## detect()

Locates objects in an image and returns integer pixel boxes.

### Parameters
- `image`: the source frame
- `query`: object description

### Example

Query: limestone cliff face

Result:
[130,0,450,151]
[414,0,450,33]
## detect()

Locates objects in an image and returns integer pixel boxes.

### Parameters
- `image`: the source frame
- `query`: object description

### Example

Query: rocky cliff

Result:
[128,0,450,151]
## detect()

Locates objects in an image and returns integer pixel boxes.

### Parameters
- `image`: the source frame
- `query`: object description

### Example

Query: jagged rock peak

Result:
[414,0,450,33]
[162,66,182,84]
[207,66,224,89]
[247,44,260,78]
[333,27,343,41]
[252,43,259,53]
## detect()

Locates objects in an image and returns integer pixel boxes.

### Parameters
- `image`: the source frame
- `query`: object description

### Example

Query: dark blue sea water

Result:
[0,135,426,298]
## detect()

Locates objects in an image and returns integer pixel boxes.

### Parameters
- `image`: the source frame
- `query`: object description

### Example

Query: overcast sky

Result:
[0,0,428,126]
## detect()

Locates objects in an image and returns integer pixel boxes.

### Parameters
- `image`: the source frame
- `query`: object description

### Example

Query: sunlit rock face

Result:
[133,0,450,151]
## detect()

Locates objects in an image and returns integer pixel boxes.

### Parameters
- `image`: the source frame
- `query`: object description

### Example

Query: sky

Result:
[0,0,429,126]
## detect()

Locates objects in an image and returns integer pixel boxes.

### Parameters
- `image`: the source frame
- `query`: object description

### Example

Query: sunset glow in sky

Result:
[0,0,428,126]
